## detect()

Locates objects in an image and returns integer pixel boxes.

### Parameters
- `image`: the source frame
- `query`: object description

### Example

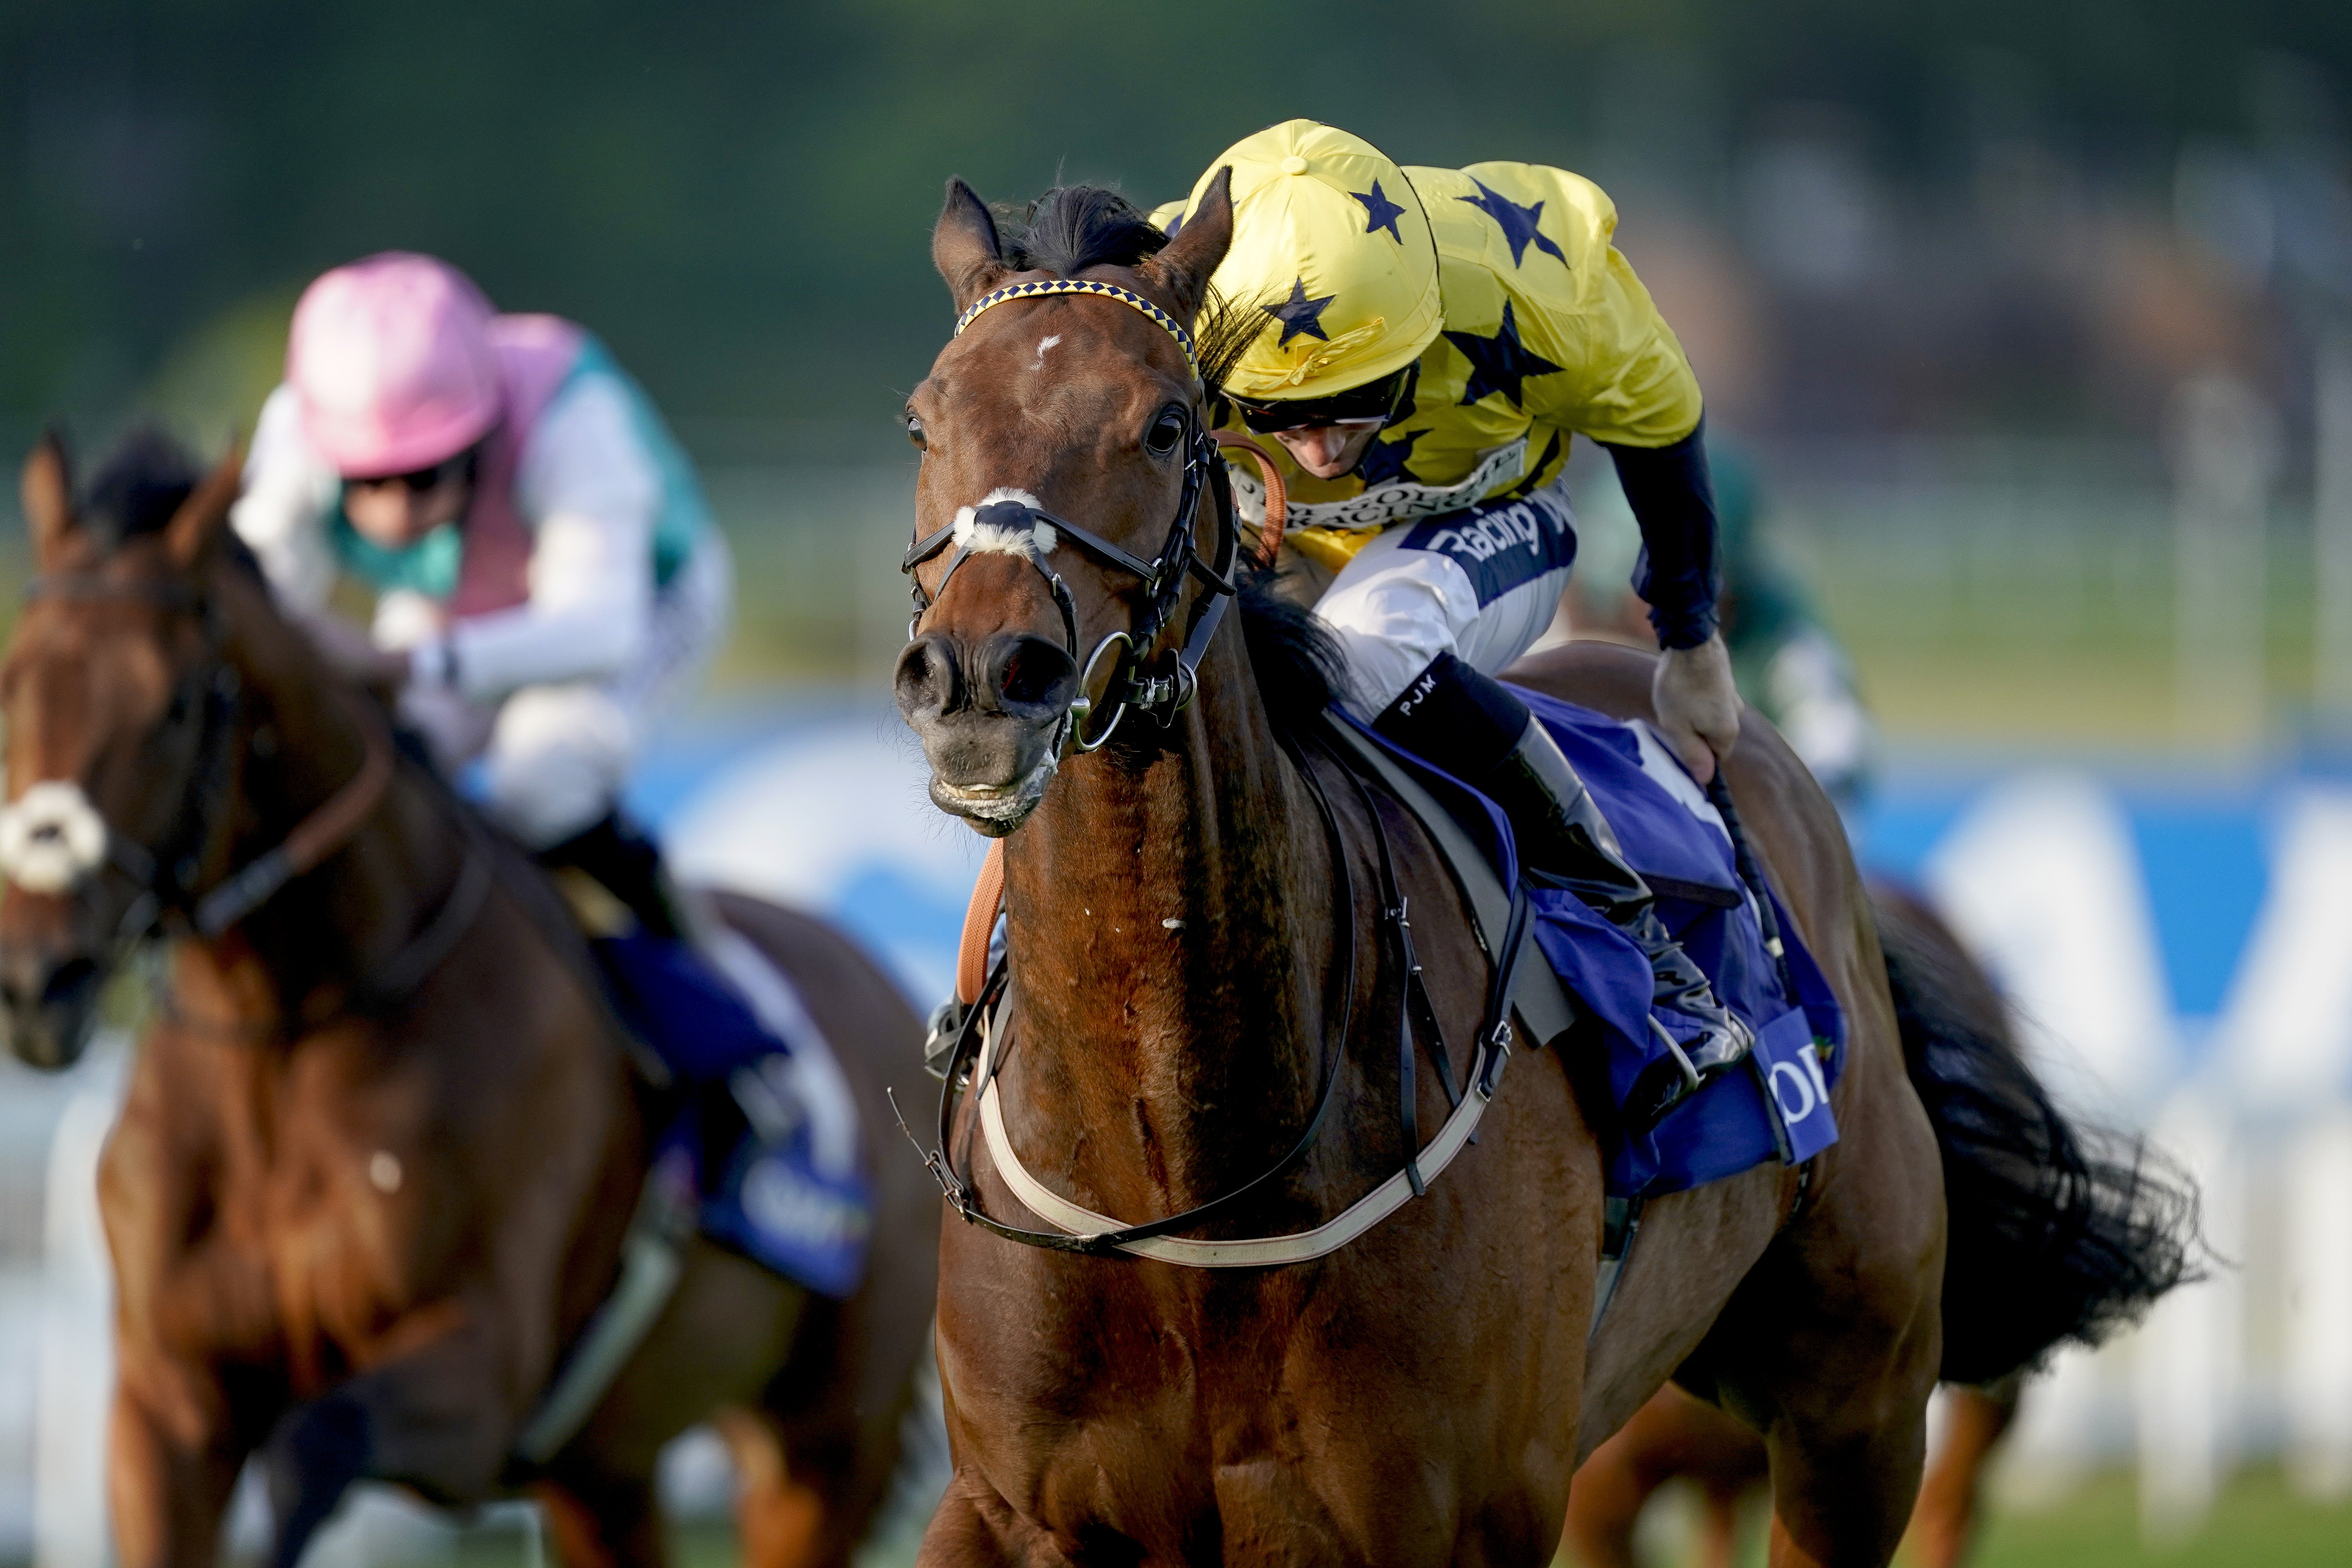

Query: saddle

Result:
[1348,691,1847,1199]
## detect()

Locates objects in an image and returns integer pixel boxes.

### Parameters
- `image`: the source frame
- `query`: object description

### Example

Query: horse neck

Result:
[1000,623,1348,1211]
[194,577,465,1030]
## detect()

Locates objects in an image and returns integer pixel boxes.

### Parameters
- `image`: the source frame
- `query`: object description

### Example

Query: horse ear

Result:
[20,432,80,573]
[165,441,246,571]
[935,178,1009,313]
[1140,167,1234,321]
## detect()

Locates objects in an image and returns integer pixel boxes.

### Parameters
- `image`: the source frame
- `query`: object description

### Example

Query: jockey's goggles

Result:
[344,448,475,494]
[1228,365,1416,434]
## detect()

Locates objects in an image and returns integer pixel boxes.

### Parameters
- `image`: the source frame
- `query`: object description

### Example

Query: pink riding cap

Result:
[287,253,504,477]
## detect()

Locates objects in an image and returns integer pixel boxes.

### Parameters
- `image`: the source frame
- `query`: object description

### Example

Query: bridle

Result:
[900,279,1283,753]
[11,572,394,946]
[892,281,1539,1265]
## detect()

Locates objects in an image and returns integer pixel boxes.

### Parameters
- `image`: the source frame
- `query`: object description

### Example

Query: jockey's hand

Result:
[1652,633,1741,785]
[298,610,411,693]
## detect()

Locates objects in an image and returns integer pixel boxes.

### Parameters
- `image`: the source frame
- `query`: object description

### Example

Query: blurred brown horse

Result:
[1564,1381,2019,1568]
[889,175,2194,1568]
[0,435,939,1568]
[1564,891,2040,1568]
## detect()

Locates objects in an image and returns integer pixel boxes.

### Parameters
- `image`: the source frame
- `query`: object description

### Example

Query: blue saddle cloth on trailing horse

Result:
[591,931,874,1297]
[1348,686,1847,1199]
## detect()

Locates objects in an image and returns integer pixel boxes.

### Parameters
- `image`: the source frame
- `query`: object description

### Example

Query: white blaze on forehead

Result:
[951,487,1058,559]
[1030,334,1062,371]
[0,781,110,895]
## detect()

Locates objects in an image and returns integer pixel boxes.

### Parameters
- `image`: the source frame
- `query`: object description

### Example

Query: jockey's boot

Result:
[1376,656,1750,1129]
[537,811,694,942]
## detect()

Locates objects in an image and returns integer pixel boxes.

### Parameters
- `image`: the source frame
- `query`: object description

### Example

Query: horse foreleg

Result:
[109,1354,247,1568]
[1558,1430,1657,1568]
[533,1474,664,1568]
[916,1472,1070,1568]
[1900,1382,2021,1568]
[257,1307,521,1568]
[717,1409,828,1568]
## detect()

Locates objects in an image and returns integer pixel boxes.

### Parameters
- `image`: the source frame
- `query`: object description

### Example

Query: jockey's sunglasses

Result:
[345,453,472,494]
[1228,365,1416,434]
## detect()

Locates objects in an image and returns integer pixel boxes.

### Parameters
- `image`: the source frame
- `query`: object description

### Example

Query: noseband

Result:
[901,279,1282,753]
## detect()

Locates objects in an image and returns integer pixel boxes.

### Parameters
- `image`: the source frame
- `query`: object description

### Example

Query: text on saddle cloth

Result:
[590,927,873,1298]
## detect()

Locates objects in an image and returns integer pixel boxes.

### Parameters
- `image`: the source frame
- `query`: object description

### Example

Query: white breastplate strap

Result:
[973,1005,1507,1269]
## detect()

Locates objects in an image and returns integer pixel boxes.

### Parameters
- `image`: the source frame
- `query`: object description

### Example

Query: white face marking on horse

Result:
[1031,334,1062,372]
[369,1151,404,1193]
[951,487,1057,559]
[0,781,110,896]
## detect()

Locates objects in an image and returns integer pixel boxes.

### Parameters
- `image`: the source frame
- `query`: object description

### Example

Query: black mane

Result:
[82,427,200,546]
[67,426,262,580]
[998,185,1168,277]
[1237,566,1350,733]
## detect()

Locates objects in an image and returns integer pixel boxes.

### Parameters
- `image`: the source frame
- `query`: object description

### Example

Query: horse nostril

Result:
[893,634,965,723]
[984,635,1076,716]
[43,957,98,1009]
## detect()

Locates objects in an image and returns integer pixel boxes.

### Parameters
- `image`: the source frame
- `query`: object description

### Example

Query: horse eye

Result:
[905,414,927,452]
[1145,407,1187,456]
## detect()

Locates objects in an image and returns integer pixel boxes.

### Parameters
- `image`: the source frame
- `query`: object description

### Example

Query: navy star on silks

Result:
[1352,426,1425,486]
[1352,181,1408,243]
[1262,276,1336,347]
[1443,301,1564,408]
[1459,178,1567,268]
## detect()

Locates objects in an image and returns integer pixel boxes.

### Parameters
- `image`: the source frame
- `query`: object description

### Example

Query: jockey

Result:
[1156,121,1748,1121]
[231,251,730,942]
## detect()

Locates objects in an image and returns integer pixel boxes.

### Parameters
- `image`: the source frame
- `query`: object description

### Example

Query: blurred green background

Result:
[6,2,2352,752]
[7,7,2352,1566]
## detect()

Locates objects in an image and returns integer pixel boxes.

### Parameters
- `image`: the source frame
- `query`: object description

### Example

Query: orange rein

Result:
[954,436,1288,1007]
[1212,431,1289,566]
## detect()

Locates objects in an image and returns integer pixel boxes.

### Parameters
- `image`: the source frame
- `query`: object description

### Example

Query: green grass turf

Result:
[1967,1467,2352,1568]
[1618,1465,2352,1568]
[423,1468,2350,1568]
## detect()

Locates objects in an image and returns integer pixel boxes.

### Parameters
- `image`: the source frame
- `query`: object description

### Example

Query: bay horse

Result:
[0,433,940,1568]
[1562,891,2049,1568]
[889,174,2193,1568]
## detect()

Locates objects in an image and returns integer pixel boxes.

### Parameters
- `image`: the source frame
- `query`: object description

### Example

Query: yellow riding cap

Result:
[1157,121,1705,569]
[1160,120,1443,401]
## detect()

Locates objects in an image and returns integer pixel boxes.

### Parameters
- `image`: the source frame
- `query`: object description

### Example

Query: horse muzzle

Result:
[895,630,1079,837]
[0,911,106,1071]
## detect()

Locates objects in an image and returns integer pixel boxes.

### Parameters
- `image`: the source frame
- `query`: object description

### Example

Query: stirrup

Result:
[1624,1011,1754,1132]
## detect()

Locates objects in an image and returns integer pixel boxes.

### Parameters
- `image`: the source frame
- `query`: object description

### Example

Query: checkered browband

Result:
[953,279,1198,382]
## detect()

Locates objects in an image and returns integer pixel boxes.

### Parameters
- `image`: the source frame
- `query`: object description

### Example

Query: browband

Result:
[954,279,1198,383]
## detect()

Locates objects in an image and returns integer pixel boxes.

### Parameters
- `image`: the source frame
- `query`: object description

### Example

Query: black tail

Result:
[1872,887,2202,1385]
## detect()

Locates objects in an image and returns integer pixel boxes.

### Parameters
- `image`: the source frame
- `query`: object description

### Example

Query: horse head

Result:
[0,433,244,1066]
[893,172,1236,835]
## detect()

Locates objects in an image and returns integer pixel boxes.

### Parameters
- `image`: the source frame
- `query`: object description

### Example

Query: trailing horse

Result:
[0,432,940,1568]
[891,174,2194,1568]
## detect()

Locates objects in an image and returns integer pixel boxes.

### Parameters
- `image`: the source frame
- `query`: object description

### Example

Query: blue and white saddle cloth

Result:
[592,929,875,1297]
[1353,686,1847,1200]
